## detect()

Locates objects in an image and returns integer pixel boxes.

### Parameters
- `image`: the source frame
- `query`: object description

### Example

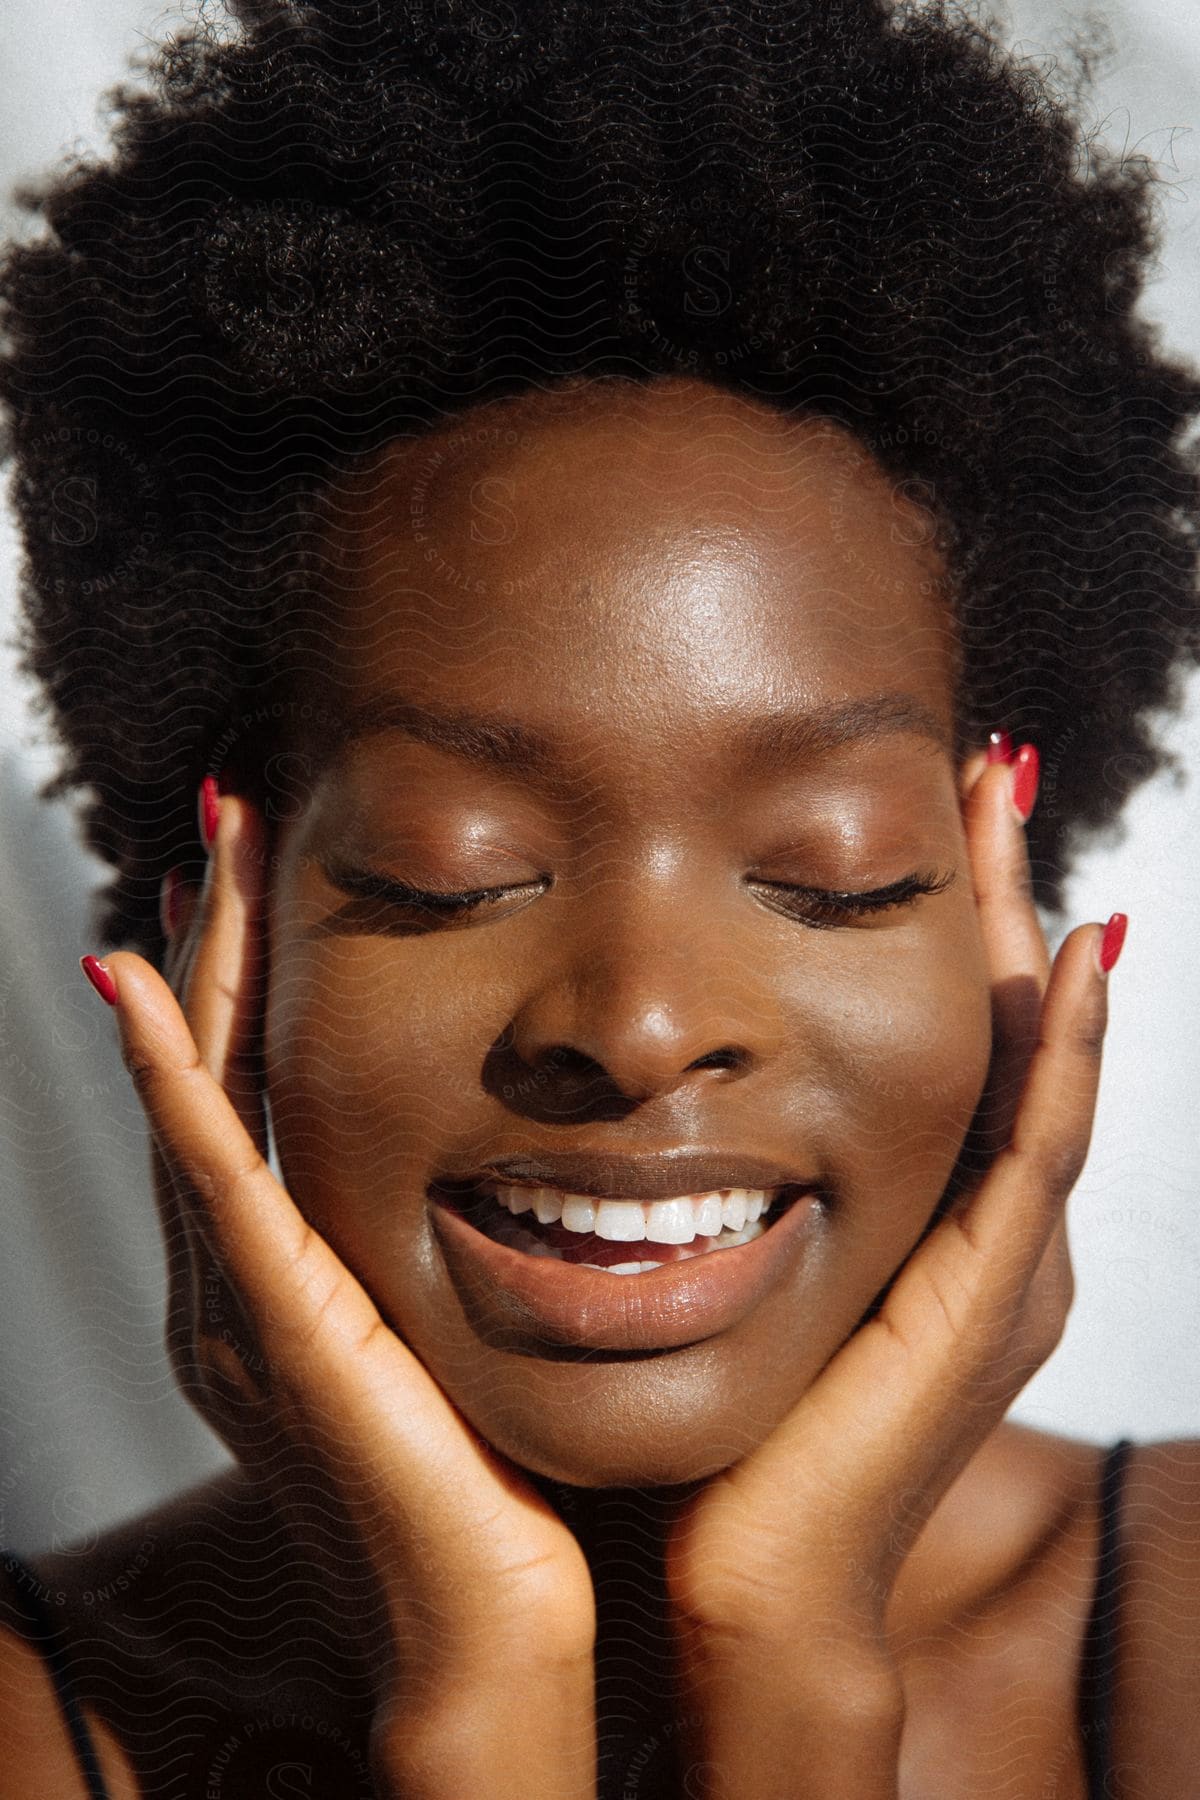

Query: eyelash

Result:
[331,867,955,926]
[749,868,955,927]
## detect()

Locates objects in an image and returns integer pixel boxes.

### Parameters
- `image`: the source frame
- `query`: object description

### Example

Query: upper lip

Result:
[443,1148,814,1202]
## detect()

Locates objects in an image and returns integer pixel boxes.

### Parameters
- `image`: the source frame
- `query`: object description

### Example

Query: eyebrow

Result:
[326,691,951,778]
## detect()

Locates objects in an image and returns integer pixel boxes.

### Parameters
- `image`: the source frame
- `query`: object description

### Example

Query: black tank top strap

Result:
[1077,1436,1134,1800]
[0,1550,112,1800]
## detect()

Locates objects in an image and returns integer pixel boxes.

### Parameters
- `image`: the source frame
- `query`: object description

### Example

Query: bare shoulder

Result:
[889,1418,1107,1639]
[1108,1435,1200,1788]
[1,1468,376,1798]
[892,1420,1200,1798]
[0,1469,254,1799]
[0,1553,142,1799]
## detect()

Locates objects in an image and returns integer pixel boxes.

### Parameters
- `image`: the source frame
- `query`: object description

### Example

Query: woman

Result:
[1,0,1197,1795]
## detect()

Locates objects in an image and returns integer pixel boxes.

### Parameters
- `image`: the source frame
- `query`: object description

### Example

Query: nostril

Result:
[539,1045,598,1076]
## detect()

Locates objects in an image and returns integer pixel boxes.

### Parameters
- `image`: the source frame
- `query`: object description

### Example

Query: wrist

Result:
[369,1654,597,1800]
[672,1613,905,1800]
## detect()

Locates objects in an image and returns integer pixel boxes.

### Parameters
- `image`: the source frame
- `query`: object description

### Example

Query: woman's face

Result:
[264,376,993,1487]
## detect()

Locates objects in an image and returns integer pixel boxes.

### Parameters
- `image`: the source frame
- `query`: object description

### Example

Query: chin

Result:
[470,1383,779,1490]
[516,1440,743,1491]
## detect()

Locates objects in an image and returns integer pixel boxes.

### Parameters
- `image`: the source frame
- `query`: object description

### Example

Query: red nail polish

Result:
[199,775,220,851]
[986,729,1013,765]
[1098,912,1128,974]
[1011,744,1039,822]
[80,954,118,1006]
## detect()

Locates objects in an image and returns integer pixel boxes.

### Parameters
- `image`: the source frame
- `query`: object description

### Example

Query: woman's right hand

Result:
[88,789,597,1800]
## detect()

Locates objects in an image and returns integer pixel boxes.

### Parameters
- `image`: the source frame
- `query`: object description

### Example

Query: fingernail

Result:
[159,866,184,939]
[986,729,1013,765]
[199,775,221,851]
[80,954,118,1006]
[1011,743,1039,823]
[1097,912,1128,975]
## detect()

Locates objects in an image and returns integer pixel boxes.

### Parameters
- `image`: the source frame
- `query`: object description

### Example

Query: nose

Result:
[504,879,785,1102]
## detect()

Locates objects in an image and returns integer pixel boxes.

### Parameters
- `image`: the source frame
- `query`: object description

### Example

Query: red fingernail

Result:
[1097,912,1128,974]
[199,775,220,851]
[986,729,1013,765]
[80,954,118,1006]
[1011,743,1039,822]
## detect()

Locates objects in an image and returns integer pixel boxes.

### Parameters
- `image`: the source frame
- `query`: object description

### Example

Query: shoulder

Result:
[0,1469,256,1799]
[894,1422,1200,1793]
[1,1468,377,1797]
[0,1556,138,1798]
[1108,1434,1200,1787]
[889,1419,1106,1640]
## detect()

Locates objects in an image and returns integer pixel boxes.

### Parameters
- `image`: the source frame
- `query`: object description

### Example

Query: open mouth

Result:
[435,1179,803,1274]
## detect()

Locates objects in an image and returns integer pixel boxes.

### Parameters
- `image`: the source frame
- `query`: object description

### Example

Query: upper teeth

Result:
[484,1185,773,1244]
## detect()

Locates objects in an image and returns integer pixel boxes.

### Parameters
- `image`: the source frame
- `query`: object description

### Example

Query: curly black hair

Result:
[2,0,1198,961]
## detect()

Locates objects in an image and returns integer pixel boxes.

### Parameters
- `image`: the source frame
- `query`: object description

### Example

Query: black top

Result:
[1077,1436,1135,1794]
[2,1438,1136,1799]
[1,1550,113,1799]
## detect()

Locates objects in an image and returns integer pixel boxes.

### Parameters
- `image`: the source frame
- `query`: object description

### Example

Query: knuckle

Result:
[1076,1021,1107,1064]
[1065,1005,1108,1063]
[666,1556,786,1645]
[217,1153,268,1209]
[494,1549,588,1632]
[1008,857,1036,909]
[272,1231,345,1351]
[1030,1134,1090,1200]
[120,1040,160,1097]
[1056,953,1109,1060]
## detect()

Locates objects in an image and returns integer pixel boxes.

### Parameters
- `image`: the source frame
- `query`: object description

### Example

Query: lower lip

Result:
[429,1185,821,1351]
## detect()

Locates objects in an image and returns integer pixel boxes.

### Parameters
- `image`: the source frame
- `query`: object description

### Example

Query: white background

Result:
[0,0,1197,1553]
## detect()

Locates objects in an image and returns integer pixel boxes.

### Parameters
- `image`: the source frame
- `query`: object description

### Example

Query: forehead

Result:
[308,377,957,752]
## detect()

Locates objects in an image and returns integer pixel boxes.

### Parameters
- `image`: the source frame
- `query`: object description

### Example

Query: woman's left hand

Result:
[662,746,1123,1800]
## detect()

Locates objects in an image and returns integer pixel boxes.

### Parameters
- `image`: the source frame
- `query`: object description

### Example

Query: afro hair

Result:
[1,0,1198,959]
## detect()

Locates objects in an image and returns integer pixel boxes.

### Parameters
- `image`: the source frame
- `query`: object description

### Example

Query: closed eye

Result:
[323,863,955,930]
[326,864,549,920]
[747,868,956,927]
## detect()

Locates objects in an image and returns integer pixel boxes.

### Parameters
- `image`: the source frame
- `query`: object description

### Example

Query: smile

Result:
[457,1181,792,1273]
[430,1176,819,1350]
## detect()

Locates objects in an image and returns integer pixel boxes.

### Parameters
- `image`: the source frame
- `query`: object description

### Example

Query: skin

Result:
[263,375,993,1488]
[10,373,1196,1799]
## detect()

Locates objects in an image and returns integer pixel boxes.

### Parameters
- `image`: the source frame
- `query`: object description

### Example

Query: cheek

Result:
[801,921,993,1196]
[262,927,479,1219]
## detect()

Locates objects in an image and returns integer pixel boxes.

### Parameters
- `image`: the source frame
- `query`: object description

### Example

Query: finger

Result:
[156,866,211,1400]
[151,1129,235,1417]
[98,943,445,1393]
[154,821,263,1389]
[160,866,202,975]
[961,741,1051,1154]
[161,817,210,1000]
[86,948,585,1622]
[962,740,1048,977]
[1015,1211,1075,1375]
[178,789,270,1157]
[718,917,1114,1583]
[155,794,266,1394]
[861,919,1109,1445]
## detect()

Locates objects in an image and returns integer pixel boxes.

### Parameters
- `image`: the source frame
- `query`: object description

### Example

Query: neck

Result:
[533,1477,709,1800]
